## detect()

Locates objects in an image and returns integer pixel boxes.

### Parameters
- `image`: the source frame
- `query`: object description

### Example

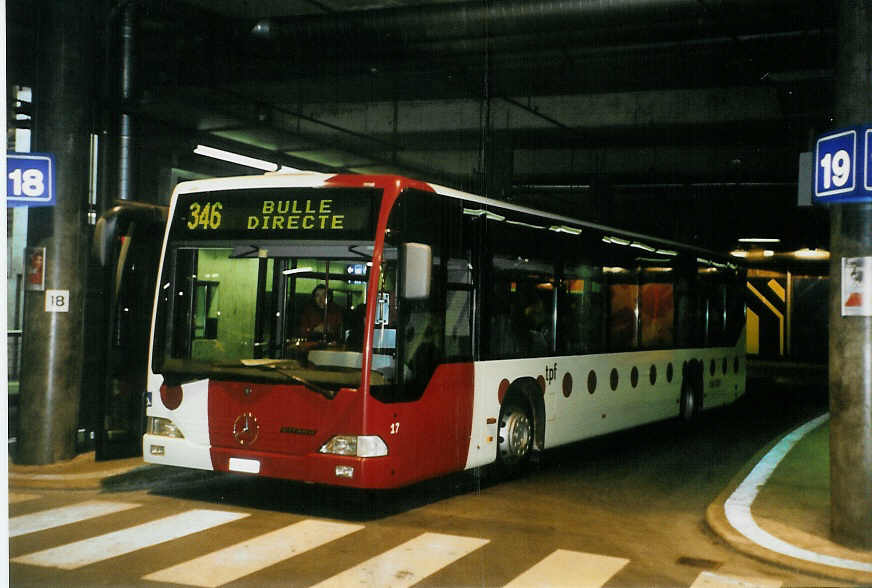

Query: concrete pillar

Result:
[17,0,95,464]
[828,0,872,549]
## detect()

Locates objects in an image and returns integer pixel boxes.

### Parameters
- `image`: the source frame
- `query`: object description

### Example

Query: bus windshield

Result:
[152,186,386,390]
[153,242,387,390]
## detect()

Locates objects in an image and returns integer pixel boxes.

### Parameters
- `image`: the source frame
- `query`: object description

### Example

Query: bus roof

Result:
[171,172,740,266]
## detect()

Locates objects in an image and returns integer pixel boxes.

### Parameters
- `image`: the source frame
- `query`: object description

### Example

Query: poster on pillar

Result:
[841,257,872,317]
[25,247,46,291]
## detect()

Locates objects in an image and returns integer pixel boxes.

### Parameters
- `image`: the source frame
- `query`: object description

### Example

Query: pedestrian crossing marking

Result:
[11,509,248,570]
[141,519,364,587]
[310,532,489,588]
[690,571,783,588]
[10,500,141,537]
[504,549,630,588]
[7,500,798,588]
[9,493,41,504]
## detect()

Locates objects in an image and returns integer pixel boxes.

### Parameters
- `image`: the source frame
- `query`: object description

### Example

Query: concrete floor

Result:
[11,381,851,587]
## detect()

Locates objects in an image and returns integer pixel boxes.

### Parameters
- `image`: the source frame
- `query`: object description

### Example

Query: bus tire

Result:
[497,398,533,473]
[679,361,702,422]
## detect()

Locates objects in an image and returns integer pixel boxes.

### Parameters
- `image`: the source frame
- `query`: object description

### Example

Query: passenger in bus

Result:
[520,286,551,355]
[299,284,343,341]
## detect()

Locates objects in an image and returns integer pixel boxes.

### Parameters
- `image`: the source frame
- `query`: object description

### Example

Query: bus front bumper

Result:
[143,435,398,488]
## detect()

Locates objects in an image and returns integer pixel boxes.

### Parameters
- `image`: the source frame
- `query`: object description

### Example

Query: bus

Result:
[92,201,167,459]
[143,173,746,489]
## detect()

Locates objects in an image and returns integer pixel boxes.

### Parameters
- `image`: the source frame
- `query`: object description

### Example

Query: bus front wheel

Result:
[498,400,533,467]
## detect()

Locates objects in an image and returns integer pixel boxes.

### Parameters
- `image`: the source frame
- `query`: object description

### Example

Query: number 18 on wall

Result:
[815,126,872,204]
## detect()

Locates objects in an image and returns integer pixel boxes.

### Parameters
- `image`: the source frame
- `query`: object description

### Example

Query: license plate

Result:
[228,458,260,474]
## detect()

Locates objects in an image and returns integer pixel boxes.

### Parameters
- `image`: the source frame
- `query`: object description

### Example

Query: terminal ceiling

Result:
[12,0,837,254]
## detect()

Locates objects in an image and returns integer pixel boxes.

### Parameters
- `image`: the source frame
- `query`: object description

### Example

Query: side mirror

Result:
[401,243,431,299]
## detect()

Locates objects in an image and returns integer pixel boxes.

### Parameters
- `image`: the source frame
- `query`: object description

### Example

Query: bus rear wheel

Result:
[498,400,533,467]
[679,362,701,422]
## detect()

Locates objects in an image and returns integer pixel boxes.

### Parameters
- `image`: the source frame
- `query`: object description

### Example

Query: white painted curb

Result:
[723,413,872,573]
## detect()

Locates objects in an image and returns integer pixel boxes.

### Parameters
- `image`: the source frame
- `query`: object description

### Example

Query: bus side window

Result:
[484,218,557,359]
[558,262,604,354]
[444,201,473,361]
[445,260,472,360]
[608,271,639,351]
[382,189,444,401]
[639,268,675,349]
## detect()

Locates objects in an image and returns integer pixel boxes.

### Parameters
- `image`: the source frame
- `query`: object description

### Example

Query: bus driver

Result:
[299,284,343,341]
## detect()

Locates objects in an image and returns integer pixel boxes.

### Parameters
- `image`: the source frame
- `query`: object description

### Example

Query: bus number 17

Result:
[390,422,400,435]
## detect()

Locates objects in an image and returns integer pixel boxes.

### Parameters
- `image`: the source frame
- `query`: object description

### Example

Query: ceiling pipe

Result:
[246,0,830,55]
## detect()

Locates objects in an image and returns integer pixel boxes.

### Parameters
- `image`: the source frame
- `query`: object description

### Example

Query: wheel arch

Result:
[502,376,545,452]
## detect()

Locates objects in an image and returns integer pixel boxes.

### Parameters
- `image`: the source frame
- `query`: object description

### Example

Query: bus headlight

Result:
[319,435,388,457]
[148,417,185,439]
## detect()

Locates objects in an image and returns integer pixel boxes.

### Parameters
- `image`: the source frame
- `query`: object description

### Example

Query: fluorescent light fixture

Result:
[730,249,749,258]
[549,225,583,235]
[194,144,281,172]
[738,237,781,243]
[630,242,656,252]
[462,208,505,222]
[282,266,314,276]
[794,248,830,260]
[507,220,545,230]
[643,266,673,272]
[603,235,631,246]
[763,250,775,257]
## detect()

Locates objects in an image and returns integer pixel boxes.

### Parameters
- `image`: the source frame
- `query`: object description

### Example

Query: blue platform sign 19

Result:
[6,153,56,207]
[866,128,872,193]
[814,126,872,204]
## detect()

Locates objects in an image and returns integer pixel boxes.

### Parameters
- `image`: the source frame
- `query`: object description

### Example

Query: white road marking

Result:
[690,570,783,588]
[504,549,630,588]
[724,413,872,573]
[142,519,364,587]
[8,493,41,504]
[9,465,140,481]
[10,500,141,537]
[11,509,248,570]
[311,532,489,588]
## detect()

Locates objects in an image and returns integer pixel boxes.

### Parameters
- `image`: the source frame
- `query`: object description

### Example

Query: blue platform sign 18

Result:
[814,126,872,204]
[6,153,56,207]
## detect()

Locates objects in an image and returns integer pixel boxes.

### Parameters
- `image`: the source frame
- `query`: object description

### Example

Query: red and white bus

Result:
[144,173,746,488]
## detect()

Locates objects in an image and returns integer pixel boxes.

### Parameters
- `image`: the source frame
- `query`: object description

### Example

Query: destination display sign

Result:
[171,187,379,241]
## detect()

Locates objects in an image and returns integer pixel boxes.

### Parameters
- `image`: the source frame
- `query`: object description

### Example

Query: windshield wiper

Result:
[233,359,337,400]
[275,370,337,400]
